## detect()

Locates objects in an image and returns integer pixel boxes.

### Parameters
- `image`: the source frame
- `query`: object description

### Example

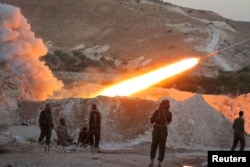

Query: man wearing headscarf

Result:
[149,99,172,167]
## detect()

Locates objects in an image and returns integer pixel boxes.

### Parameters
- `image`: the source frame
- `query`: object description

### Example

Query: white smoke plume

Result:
[0,3,63,100]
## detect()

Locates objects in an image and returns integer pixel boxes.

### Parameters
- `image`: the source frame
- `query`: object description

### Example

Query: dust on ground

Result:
[0,141,207,167]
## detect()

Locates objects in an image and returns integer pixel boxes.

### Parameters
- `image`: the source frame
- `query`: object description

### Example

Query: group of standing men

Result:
[38,103,102,152]
[148,100,248,167]
[38,99,247,167]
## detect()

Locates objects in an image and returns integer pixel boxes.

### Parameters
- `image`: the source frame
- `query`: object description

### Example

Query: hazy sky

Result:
[163,0,250,22]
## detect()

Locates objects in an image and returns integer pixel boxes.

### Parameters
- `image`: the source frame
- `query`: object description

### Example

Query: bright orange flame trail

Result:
[94,58,199,97]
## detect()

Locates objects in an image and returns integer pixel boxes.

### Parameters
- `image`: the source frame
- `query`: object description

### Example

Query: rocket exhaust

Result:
[203,38,250,60]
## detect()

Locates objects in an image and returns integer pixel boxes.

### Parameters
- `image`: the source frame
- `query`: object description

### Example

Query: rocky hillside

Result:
[1,0,250,79]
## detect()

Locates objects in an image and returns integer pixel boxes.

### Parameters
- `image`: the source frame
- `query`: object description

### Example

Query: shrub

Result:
[160,67,250,95]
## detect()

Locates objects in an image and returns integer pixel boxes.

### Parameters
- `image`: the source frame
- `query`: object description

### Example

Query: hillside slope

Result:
[1,0,250,79]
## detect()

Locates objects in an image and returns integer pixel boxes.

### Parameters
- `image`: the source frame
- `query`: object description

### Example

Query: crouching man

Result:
[56,118,74,146]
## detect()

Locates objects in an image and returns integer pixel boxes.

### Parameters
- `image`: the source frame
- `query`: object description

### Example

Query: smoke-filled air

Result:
[0,4,63,100]
[0,3,200,101]
[1,1,250,167]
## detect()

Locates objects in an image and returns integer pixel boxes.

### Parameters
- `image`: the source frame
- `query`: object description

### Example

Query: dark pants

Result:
[150,125,168,161]
[39,126,52,145]
[89,126,100,148]
[231,132,245,151]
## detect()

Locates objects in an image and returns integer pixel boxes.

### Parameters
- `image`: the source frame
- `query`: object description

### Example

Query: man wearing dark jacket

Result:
[89,104,101,152]
[38,103,54,146]
[77,126,89,147]
[149,99,172,167]
[231,111,247,151]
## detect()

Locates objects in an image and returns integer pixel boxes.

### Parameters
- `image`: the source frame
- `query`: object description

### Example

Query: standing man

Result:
[38,103,54,148]
[89,104,101,153]
[149,99,172,167]
[231,111,247,151]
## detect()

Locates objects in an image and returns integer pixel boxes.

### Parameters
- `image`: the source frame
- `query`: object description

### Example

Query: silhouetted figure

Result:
[38,103,54,146]
[231,111,247,151]
[149,99,172,167]
[89,104,101,152]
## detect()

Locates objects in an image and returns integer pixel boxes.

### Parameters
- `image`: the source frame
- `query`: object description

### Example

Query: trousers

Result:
[150,125,168,161]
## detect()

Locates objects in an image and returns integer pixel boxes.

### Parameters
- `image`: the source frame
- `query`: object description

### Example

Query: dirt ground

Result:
[0,142,207,167]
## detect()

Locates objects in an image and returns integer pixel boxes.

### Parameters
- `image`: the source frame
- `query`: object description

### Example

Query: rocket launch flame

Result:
[92,38,250,98]
[93,58,199,97]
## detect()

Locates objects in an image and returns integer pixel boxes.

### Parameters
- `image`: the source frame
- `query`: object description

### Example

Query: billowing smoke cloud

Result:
[0,3,63,100]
